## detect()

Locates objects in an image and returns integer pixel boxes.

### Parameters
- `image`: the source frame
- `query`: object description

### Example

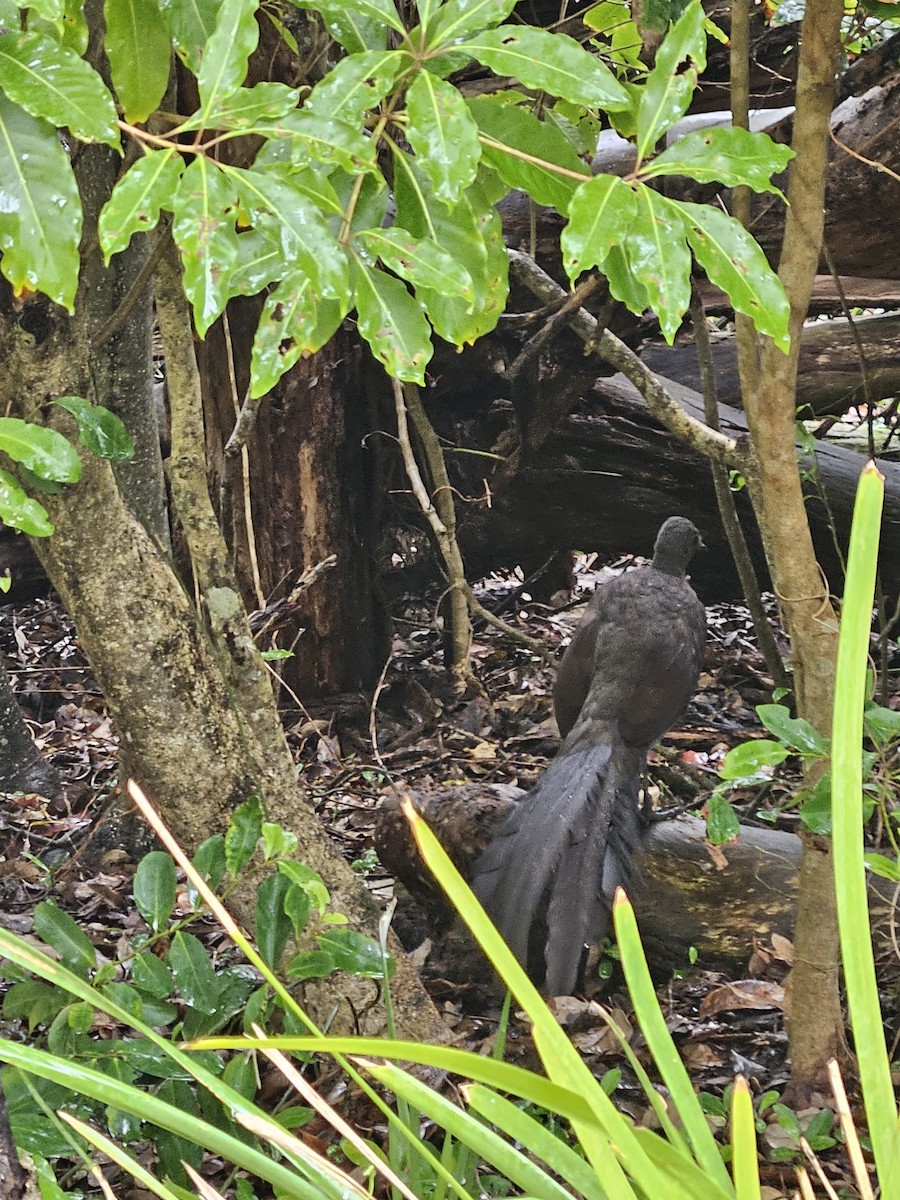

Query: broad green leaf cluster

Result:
[0,0,792,407]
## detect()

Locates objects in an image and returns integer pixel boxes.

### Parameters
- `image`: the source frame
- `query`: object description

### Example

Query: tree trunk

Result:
[0,657,62,798]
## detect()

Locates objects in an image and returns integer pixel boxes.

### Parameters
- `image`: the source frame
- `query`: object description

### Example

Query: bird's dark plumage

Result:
[472,517,707,995]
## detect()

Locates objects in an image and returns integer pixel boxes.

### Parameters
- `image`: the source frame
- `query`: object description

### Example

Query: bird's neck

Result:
[651,551,688,577]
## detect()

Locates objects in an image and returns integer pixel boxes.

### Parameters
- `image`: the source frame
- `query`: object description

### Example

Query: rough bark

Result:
[0,656,62,798]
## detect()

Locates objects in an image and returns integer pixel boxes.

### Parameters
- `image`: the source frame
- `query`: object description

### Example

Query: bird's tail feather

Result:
[472,728,644,993]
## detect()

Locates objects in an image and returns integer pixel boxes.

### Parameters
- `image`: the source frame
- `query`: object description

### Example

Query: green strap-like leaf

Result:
[0,468,53,536]
[104,0,171,123]
[642,125,793,195]
[196,0,259,123]
[158,0,218,72]
[356,227,474,300]
[677,199,790,351]
[0,417,80,482]
[0,92,81,310]
[627,184,691,342]
[171,157,241,335]
[406,71,481,206]
[468,95,584,212]
[425,0,519,48]
[0,30,119,147]
[459,25,630,110]
[562,173,638,280]
[99,149,184,261]
[354,259,433,382]
[635,0,706,161]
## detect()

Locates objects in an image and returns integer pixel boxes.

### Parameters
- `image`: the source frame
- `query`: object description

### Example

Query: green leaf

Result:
[863,701,900,745]
[283,883,312,938]
[131,951,174,999]
[643,126,793,195]
[0,30,119,147]
[285,948,336,979]
[191,81,300,131]
[0,93,81,310]
[356,227,473,300]
[0,417,80,482]
[460,26,630,110]
[798,773,832,835]
[196,0,259,122]
[99,151,184,261]
[290,0,388,52]
[132,851,177,933]
[635,0,706,161]
[297,0,405,37]
[192,834,226,890]
[394,157,508,344]
[172,157,241,335]
[705,793,740,845]
[316,928,394,978]
[229,166,350,301]
[303,49,411,125]
[249,277,344,397]
[602,242,649,314]
[104,0,171,123]
[406,70,480,206]
[0,468,53,535]
[226,226,281,298]
[628,185,691,342]
[53,397,134,461]
[167,931,220,1013]
[756,703,829,755]
[562,173,637,280]
[253,110,378,174]
[467,95,583,212]
[225,795,262,875]
[354,260,433,382]
[426,0,519,46]
[255,872,293,969]
[260,823,298,860]
[158,0,218,72]
[718,738,788,780]
[33,900,96,977]
[277,860,330,914]
[864,853,900,882]
[678,200,791,351]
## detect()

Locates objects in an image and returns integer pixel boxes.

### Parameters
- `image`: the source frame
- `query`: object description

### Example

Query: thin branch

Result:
[507,248,748,469]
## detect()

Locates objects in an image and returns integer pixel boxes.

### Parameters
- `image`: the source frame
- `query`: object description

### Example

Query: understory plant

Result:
[0,462,895,1198]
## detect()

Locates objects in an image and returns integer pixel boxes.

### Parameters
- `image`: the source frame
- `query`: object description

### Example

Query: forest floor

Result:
[2,555,899,1197]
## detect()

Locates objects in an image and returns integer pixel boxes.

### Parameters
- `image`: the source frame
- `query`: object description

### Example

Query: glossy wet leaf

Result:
[186,81,299,131]
[196,0,259,121]
[644,126,793,195]
[628,185,691,341]
[290,0,388,52]
[0,417,80,482]
[756,703,829,755]
[562,174,637,280]
[460,26,630,110]
[0,30,119,147]
[167,932,220,1013]
[33,901,96,976]
[226,226,282,298]
[316,928,394,978]
[250,277,344,397]
[406,71,481,205]
[635,0,706,161]
[0,93,81,310]
[678,200,790,351]
[354,261,433,382]
[225,795,262,876]
[133,851,177,933]
[705,793,740,845]
[0,469,53,536]
[53,397,135,461]
[426,0,519,46]
[603,243,650,315]
[356,227,473,300]
[104,0,170,123]
[172,157,241,335]
[719,738,788,779]
[394,157,508,344]
[229,166,350,301]
[99,150,184,260]
[303,49,410,125]
[158,0,217,71]
[253,110,378,175]
[468,95,583,212]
